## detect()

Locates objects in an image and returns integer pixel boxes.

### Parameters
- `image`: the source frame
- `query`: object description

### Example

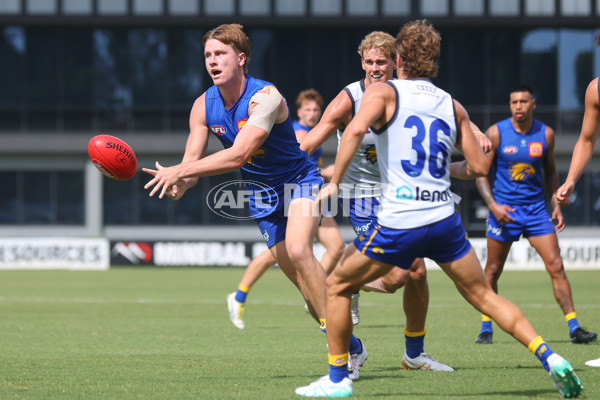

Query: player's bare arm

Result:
[557,78,600,204]
[299,90,352,156]
[543,126,565,232]
[470,121,492,153]
[450,100,489,179]
[144,86,283,199]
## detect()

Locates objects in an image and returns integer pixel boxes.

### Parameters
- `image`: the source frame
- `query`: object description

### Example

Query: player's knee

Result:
[285,241,313,264]
[546,255,566,276]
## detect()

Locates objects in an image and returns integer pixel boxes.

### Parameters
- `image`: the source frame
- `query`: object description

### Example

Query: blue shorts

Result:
[354,212,472,269]
[486,200,555,242]
[255,169,324,247]
[339,197,380,236]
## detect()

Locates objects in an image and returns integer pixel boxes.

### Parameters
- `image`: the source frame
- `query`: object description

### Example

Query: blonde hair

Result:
[295,89,323,109]
[202,24,251,73]
[395,20,441,78]
[357,31,396,60]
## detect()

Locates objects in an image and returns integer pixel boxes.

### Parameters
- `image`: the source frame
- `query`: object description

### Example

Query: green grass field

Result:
[0,267,598,399]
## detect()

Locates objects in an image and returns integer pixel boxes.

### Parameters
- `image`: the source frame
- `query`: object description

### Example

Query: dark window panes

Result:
[521,29,557,105]
[168,109,191,133]
[0,172,18,223]
[138,176,169,224]
[133,109,165,132]
[93,29,131,129]
[589,171,600,225]
[104,176,134,224]
[27,110,57,130]
[26,28,58,106]
[62,29,93,106]
[271,29,308,103]
[56,171,84,224]
[488,30,522,104]
[167,29,205,108]
[561,172,586,225]
[62,110,93,131]
[448,30,485,106]
[173,183,207,224]
[130,29,167,108]
[0,110,21,130]
[307,30,347,104]
[0,26,25,107]
[23,171,52,224]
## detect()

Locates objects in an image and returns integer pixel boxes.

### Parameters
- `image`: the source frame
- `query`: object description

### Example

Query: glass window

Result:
[521,29,558,106]
[23,172,52,224]
[561,0,589,16]
[560,172,586,225]
[204,0,235,15]
[168,29,205,109]
[133,0,163,15]
[168,0,199,15]
[311,0,341,16]
[589,171,600,225]
[0,26,25,108]
[103,175,134,224]
[525,0,555,16]
[56,171,84,224]
[27,0,57,14]
[276,0,306,15]
[0,172,17,224]
[454,0,484,16]
[490,0,519,15]
[240,0,269,15]
[62,29,93,107]
[93,29,131,131]
[421,0,448,15]
[62,0,92,14]
[382,0,410,15]
[347,0,376,16]
[98,0,128,15]
[0,0,20,13]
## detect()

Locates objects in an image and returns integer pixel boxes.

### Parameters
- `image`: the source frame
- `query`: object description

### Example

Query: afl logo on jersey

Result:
[502,145,518,155]
[210,125,226,136]
[529,142,543,157]
[237,118,248,131]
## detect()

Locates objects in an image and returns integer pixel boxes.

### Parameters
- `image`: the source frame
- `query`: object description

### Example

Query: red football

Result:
[88,135,137,180]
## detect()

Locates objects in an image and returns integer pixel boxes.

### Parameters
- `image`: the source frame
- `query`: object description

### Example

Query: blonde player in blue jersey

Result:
[142,24,364,354]
[227,88,344,329]
[557,30,600,367]
[295,20,582,398]
[474,84,597,346]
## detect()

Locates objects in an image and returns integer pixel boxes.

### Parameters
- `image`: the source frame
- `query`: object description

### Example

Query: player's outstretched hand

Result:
[143,161,185,200]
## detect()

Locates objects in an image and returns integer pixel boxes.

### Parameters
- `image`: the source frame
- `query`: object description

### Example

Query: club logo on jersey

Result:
[509,162,535,181]
[210,125,226,136]
[365,145,377,164]
[529,142,543,157]
[237,118,248,131]
[372,246,384,254]
[502,145,518,155]
[246,148,266,166]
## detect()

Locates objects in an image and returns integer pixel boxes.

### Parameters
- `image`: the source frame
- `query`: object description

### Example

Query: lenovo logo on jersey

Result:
[417,84,437,93]
[502,145,518,155]
[396,185,451,202]
[210,125,226,135]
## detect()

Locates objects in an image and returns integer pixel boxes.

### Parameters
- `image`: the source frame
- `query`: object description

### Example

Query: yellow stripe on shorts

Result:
[361,225,380,255]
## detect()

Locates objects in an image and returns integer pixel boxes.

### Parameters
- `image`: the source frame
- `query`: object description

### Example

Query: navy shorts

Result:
[339,197,380,236]
[354,212,472,269]
[486,200,555,242]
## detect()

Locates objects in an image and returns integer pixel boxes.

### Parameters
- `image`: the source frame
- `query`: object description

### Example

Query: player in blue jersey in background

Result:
[142,24,363,355]
[296,20,582,398]
[474,84,597,345]
[227,88,344,329]
[557,30,600,367]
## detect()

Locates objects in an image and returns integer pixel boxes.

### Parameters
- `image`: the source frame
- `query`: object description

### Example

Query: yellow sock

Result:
[481,314,492,322]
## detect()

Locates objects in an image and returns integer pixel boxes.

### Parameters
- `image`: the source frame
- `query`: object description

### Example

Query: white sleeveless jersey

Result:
[375,78,457,229]
[337,80,382,199]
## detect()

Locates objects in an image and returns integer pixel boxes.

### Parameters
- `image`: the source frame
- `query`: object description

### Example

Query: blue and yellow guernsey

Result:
[205,75,313,217]
[492,117,547,205]
[293,120,322,168]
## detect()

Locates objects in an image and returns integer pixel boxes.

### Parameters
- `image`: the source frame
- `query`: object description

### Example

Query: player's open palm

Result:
[490,203,515,225]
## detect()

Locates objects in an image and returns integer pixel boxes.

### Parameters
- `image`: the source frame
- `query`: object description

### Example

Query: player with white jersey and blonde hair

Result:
[295,19,582,398]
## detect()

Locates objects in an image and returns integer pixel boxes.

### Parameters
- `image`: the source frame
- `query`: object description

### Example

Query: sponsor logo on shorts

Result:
[353,223,372,235]
[487,224,502,236]
[262,230,270,242]
[372,246,384,254]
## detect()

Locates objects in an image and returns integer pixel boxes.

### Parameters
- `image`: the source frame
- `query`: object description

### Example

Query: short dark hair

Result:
[596,30,600,47]
[510,84,534,97]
